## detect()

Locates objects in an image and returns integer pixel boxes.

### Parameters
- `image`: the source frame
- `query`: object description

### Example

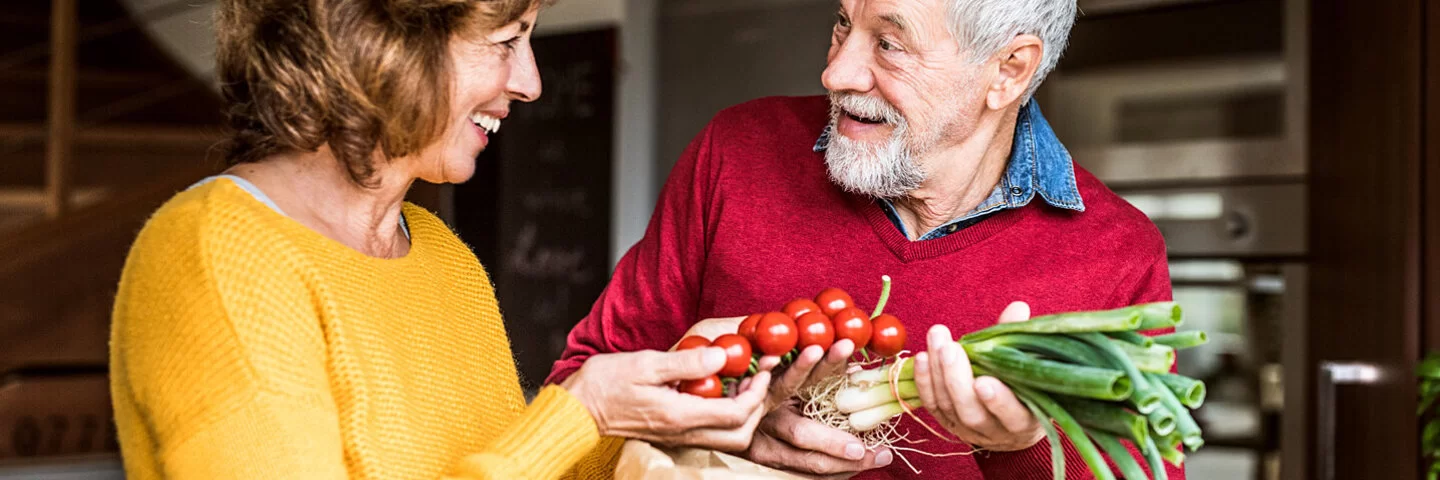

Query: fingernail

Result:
[943,345,958,365]
[977,381,995,400]
[875,449,893,467]
[845,443,865,460]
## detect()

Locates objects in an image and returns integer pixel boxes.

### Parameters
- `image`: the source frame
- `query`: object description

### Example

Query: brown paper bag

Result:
[612,439,808,479]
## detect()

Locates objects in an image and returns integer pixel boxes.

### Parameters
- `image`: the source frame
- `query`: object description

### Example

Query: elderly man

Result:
[548,0,1183,478]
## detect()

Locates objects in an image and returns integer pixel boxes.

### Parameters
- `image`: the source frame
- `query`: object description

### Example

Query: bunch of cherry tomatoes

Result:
[675,287,907,398]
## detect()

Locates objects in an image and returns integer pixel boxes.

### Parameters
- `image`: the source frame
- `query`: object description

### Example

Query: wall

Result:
[656,0,835,186]
[122,0,659,267]
[535,0,659,267]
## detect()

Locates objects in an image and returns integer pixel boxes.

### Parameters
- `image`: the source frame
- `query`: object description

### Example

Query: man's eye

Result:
[835,13,851,28]
[878,38,898,51]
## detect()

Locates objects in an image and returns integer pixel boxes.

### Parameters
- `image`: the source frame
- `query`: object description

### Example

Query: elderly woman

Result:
[108,1,772,478]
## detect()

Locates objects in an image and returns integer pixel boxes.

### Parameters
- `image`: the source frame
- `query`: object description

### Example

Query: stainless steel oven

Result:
[1036,9,1307,474]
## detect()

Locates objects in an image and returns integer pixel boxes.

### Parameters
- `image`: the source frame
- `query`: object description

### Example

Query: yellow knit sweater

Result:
[109,178,621,479]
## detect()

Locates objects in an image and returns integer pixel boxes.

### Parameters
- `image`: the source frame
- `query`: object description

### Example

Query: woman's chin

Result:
[439,159,478,184]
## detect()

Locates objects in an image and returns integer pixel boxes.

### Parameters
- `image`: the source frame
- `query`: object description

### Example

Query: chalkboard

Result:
[454,28,616,389]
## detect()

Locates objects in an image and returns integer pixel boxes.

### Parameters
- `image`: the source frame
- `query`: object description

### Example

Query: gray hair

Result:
[945,0,1077,102]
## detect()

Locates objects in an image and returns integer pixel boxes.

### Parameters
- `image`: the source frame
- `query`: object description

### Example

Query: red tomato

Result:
[754,312,798,356]
[711,334,753,377]
[737,313,763,341]
[815,288,855,317]
[831,307,872,350]
[782,298,822,319]
[678,375,723,398]
[676,335,711,351]
[869,314,907,357]
[795,312,835,351]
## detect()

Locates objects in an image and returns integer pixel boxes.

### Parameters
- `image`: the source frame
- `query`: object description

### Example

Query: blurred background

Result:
[0,0,1434,479]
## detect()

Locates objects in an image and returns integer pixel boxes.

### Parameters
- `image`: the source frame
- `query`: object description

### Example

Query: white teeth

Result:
[469,113,502,134]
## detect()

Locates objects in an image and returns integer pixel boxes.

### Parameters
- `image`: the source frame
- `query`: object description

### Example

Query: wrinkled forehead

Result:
[837,0,951,43]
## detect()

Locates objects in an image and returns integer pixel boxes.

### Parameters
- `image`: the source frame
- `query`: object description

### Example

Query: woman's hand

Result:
[561,348,773,452]
[910,301,1045,452]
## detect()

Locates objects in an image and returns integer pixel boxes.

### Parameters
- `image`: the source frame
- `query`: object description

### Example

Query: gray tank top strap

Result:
[189,174,410,240]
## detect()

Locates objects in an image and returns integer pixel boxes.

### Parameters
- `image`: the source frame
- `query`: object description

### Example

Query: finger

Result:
[810,339,856,384]
[672,382,774,452]
[943,343,1003,437]
[733,371,772,410]
[997,301,1031,324]
[976,376,1036,434]
[647,348,725,383]
[747,426,886,475]
[662,371,772,432]
[776,345,826,397]
[926,326,959,426]
[758,355,782,372]
[760,405,867,461]
[912,352,939,412]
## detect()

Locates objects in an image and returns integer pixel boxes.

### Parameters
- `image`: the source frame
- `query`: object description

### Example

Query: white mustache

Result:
[829,92,904,125]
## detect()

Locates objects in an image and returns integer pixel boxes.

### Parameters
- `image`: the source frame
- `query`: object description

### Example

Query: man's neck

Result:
[891,108,1018,240]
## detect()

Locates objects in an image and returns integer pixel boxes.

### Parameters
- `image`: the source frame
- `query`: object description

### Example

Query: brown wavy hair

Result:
[214,0,541,186]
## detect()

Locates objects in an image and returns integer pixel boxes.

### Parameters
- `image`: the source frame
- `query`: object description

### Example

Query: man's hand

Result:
[911,301,1045,452]
[744,402,893,479]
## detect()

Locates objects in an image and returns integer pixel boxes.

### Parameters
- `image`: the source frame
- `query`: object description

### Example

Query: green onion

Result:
[1155,430,1186,466]
[1108,339,1176,374]
[811,298,1204,479]
[849,357,915,384]
[1151,372,1207,408]
[1055,396,1150,445]
[848,398,923,432]
[1077,333,1162,413]
[1139,432,1169,480]
[1012,384,1116,480]
[1106,331,1155,348]
[963,308,1142,343]
[1135,302,1183,331]
[982,333,1111,366]
[1091,431,1149,480]
[1146,372,1204,450]
[1150,331,1208,350]
[973,346,1133,401]
[1146,405,1176,436]
[835,380,919,413]
[1018,394,1066,480]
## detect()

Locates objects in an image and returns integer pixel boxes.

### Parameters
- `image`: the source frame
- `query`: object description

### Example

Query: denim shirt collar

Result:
[814,101,1085,240]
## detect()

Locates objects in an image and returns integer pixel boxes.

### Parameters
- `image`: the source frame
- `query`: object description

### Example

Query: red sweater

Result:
[548,96,1182,479]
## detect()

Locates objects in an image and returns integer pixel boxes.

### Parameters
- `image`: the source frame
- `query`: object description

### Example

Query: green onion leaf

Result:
[1151,372,1207,409]
[1151,331,1208,350]
[973,346,1133,401]
[1012,384,1115,480]
[1091,431,1149,480]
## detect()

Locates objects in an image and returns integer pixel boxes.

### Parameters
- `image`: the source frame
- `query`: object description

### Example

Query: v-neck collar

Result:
[848,193,1033,263]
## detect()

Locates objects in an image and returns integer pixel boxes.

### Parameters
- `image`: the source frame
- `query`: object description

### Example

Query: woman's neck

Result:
[225,147,414,259]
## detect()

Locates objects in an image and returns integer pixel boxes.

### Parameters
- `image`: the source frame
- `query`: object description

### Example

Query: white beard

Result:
[823,92,927,199]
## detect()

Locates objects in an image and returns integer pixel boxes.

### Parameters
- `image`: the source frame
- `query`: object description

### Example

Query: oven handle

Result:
[1315,361,1382,480]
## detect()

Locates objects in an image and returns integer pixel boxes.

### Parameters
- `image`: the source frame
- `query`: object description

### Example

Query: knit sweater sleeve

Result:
[111,201,352,479]
[545,120,722,385]
[112,201,611,480]
[975,254,1185,480]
